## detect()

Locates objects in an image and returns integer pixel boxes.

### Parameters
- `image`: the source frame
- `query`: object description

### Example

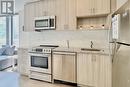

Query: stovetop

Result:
[30,45,59,54]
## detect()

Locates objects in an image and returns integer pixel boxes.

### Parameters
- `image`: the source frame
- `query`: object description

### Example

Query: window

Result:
[0,17,6,47]
[12,15,19,48]
[0,15,19,48]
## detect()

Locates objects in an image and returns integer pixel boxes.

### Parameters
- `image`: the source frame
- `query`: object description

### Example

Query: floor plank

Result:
[20,76,74,87]
[3,67,75,87]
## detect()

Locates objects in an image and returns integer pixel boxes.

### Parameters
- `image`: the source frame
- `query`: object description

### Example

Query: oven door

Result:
[29,52,51,74]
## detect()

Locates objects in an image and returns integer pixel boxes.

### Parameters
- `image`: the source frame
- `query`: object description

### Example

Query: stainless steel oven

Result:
[28,45,59,82]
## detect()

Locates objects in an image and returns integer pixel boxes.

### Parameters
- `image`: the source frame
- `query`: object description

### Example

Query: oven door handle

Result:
[29,53,51,57]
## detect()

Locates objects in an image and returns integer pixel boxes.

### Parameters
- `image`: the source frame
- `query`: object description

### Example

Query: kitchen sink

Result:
[81,48,101,51]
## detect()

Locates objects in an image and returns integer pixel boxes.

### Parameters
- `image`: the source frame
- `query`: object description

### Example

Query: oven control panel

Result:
[42,49,51,53]
[32,48,52,53]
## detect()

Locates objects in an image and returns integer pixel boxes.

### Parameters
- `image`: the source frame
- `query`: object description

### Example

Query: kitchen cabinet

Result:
[56,0,76,30]
[24,1,44,31]
[24,1,54,31]
[77,53,94,86]
[67,0,77,30]
[77,53,112,87]
[24,2,35,31]
[94,0,110,15]
[53,52,76,83]
[24,0,76,31]
[76,0,92,17]
[77,0,110,17]
[18,48,29,75]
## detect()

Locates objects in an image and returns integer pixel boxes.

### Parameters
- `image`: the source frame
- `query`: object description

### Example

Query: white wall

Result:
[15,0,24,13]
[20,30,110,49]
[15,0,39,12]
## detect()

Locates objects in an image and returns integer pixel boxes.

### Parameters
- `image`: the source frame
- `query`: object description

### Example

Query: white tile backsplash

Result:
[20,29,110,49]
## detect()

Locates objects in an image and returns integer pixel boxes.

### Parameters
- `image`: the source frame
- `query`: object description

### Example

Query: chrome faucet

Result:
[90,41,93,48]
[67,40,70,48]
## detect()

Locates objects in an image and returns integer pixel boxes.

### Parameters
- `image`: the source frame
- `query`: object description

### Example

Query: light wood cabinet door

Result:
[76,0,110,17]
[94,0,110,15]
[34,1,45,17]
[47,0,56,16]
[24,3,35,31]
[77,53,112,87]
[77,0,92,17]
[55,0,66,30]
[56,0,76,30]
[53,52,76,83]
[24,3,36,31]
[67,0,77,30]
[93,54,112,87]
[77,53,94,86]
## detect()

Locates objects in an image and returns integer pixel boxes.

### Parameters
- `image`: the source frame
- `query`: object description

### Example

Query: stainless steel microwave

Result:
[35,16,56,30]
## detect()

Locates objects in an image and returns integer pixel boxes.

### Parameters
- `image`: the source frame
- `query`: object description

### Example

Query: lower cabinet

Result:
[53,52,76,83]
[18,48,29,75]
[77,53,94,86]
[77,53,112,87]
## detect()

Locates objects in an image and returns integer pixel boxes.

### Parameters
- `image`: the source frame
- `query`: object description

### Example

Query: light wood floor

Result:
[4,67,75,87]
[20,76,74,87]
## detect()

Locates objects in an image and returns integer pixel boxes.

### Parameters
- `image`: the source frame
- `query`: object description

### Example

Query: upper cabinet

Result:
[77,0,92,17]
[24,2,35,31]
[24,0,111,31]
[24,1,45,31]
[77,0,110,17]
[56,0,76,30]
[94,0,110,15]
[24,0,76,31]
[24,1,56,31]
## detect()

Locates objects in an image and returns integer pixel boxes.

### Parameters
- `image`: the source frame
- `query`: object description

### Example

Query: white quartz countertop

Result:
[53,47,111,55]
